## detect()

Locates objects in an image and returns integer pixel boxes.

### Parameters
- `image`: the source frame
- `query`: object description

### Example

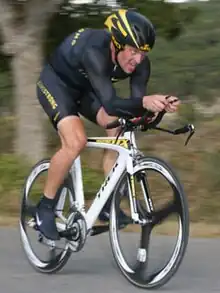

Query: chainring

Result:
[65,209,87,252]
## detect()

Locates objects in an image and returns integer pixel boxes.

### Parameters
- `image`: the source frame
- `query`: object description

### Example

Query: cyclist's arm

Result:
[129,57,151,111]
[82,48,144,118]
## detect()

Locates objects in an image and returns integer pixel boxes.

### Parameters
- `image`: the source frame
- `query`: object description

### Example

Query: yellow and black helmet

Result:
[104,9,156,52]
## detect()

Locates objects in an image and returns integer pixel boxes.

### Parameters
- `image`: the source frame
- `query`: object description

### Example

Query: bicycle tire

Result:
[109,156,189,289]
[19,159,72,274]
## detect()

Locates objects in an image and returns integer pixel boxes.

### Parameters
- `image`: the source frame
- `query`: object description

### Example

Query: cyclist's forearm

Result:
[103,97,145,118]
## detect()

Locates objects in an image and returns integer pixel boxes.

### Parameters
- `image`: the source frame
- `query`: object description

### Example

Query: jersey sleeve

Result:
[82,47,145,118]
[130,57,151,99]
[129,58,151,117]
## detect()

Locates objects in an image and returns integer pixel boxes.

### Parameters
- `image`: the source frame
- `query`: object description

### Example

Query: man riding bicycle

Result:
[36,9,180,240]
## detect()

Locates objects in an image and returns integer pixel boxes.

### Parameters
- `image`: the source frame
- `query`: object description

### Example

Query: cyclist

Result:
[36,9,180,240]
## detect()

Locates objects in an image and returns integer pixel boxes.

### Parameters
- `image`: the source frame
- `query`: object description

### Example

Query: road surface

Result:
[0,227,220,293]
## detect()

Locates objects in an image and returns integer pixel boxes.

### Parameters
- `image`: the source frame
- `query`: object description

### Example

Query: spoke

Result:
[134,224,152,279]
[151,201,177,226]
[136,199,151,221]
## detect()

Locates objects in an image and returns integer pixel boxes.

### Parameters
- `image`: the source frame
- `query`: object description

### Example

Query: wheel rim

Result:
[20,160,71,271]
[110,159,189,288]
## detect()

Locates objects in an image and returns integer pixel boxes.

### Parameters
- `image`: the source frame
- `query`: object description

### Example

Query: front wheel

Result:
[109,156,189,289]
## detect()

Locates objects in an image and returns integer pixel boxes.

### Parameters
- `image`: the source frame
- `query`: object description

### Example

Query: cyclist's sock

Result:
[100,182,129,216]
[38,194,55,209]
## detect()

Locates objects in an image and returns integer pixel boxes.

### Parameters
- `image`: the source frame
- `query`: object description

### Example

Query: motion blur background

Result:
[0,0,219,234]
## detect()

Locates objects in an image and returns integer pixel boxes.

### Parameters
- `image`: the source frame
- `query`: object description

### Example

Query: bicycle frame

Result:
[55,117,195,234]
[56,131,141,232]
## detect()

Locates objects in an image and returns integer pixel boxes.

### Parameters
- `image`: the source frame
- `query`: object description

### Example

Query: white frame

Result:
[20,122,189,281]
[55,131,142,231]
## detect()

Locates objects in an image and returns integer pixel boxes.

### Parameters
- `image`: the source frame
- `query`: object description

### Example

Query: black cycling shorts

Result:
[37,64,102,129]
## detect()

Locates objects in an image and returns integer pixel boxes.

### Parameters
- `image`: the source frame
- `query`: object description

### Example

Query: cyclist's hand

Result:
[131,112,158,124]
[142,95,169,112]
[165,96,180,113]
[147,112,158,123]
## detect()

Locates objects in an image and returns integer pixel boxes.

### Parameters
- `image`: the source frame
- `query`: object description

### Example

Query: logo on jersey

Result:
[37,81,58,110]
[78,68,88,79]
[71,28,85,46]
[111,77,119,82]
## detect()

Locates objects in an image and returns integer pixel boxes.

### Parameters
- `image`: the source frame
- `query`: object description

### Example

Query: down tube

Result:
[85,142,130,230]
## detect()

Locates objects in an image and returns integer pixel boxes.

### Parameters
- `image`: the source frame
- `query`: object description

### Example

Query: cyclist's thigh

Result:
[78,90,101,125]
[37,64,80,130]
[79,90,117,126]
[79,90,120,136]
[97,107,120,136]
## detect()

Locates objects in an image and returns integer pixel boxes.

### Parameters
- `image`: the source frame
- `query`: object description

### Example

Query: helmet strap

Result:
[115,48,121,67]
[113,44,124,70]
[111,37,124,67]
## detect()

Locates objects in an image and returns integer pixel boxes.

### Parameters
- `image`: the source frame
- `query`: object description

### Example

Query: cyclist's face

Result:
[118,45,146,73]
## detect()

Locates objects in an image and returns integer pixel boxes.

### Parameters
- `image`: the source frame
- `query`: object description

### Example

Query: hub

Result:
[63,209,87,252]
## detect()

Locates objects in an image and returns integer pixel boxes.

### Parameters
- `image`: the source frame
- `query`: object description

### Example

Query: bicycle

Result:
[19,109,195,289]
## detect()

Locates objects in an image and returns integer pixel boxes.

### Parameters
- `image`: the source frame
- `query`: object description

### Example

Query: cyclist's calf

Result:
[42,116,87,199]
[96,108,121,176]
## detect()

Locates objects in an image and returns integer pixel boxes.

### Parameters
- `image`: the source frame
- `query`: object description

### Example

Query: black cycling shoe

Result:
[35,196,60,241]
[114,209,133,227]
[98,188,132,227]
[98,206,132,227]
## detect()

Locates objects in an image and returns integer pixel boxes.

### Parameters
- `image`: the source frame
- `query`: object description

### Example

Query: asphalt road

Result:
[0,227,220,293]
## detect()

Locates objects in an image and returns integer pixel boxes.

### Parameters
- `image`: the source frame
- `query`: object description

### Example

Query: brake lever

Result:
[184,124,195,146]
[114,118,127,143]
[114,117,138,143]
[173,124,195,145]
[150,123,195,146]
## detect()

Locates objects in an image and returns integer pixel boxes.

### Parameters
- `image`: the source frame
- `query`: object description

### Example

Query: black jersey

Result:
[48,28,151,118]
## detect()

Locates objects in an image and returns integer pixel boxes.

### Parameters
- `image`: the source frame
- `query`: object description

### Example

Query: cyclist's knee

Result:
[106,127,120,137]
[96,107,121,136]
[58,116,87,157]
[97,107,116,126]
[63,134,87,156]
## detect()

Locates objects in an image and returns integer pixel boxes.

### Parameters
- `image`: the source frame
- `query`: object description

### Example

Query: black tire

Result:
[19,159,72,274]
[109,156,189,289]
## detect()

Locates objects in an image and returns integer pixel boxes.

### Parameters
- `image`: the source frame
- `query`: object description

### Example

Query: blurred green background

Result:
[0,0,220,234]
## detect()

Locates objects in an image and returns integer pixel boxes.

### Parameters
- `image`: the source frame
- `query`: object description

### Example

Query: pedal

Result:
[59,227,78,240]
[27,218,36,228]
[37,233,56,249]
[38,233,43,243]
[90,225,109,236]
[90,222,130,236]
